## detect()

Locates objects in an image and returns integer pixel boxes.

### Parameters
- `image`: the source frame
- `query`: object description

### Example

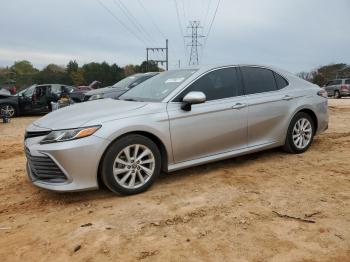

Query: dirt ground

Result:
[0,99,349,262]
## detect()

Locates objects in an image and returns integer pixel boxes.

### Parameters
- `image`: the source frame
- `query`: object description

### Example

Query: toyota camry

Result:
[24,65,328,195]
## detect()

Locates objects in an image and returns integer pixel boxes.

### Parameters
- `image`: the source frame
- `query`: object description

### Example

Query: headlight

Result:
[89,94,104,100]
[40,126,101,144]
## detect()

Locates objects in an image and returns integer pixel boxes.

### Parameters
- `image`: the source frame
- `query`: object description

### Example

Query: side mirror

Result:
[181,91,206,111]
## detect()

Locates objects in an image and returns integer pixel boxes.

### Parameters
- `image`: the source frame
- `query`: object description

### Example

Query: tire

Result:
[334,90,341,99]
[101,134,161,195]
[283,112,315,154]
[0,104,16,118]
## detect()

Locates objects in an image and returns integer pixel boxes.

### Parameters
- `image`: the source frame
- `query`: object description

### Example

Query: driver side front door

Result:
[167,67,248,164]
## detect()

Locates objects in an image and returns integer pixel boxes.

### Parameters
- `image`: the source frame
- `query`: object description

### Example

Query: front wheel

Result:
[283,112,315,154]
[101,134,161,195]
[0,104,16,118]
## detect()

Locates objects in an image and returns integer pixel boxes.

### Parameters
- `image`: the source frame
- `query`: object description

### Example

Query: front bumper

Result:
[340,90,350,96]
[24,134,110,192]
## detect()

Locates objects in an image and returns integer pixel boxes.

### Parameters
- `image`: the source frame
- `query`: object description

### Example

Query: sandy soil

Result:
[0,99,349,262]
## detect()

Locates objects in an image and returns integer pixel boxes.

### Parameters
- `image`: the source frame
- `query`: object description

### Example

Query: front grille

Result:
[25,147,67,183]
[25,130,51,139]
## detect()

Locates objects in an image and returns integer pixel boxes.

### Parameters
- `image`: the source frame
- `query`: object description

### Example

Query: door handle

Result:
[231,103,246,110]
[282,95,294,101]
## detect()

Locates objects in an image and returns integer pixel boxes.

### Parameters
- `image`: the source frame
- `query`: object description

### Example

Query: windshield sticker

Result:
[165,77,185,83]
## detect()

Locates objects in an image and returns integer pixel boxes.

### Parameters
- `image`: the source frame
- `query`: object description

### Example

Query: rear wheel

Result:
[101,134,161,195]
[334,90,341,99]
[283,112,314,154]
[0,104,16,118]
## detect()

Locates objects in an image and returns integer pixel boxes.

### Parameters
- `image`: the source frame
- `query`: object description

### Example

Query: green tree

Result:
[10,60,38,75]
[35,64,70,84]
[82,62,123,87]
[66,60,79,74]
[139,60,160,73]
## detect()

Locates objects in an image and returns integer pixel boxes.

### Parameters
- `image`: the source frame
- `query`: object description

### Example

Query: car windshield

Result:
[17,85,36,97]
[119,69,197,102]
[112,75,142,89]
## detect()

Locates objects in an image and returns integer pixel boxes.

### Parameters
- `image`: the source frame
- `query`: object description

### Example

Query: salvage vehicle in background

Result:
[24,65,328,195]
[83,72,159,101]
[77,80,101,91]
[324,78,350,98]
[0,80,17,94]
[0,84,87,117]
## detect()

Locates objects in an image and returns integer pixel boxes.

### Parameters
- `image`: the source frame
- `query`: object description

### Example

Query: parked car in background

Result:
[324,78,350,98]
[24,65,328,195]
[0,87,11,96]
[0,84,87,117]
[0,80,17,94]
[77,81,101,91]
[83,72,159,101]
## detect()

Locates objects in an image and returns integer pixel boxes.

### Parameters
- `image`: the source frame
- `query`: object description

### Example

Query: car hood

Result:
[0,89,11,96]
[32,99,147,130]
[85,86,128,96]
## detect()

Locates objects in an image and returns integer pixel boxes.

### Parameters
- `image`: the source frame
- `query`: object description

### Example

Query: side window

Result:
[34,86,48,99]
[62,86,73,93]
[174,67,242,102]
[333,80,341,85]
[274,72,288,89]
[241,67,277,95]
[51,85,62,95]
[326,81,334,86]
[345,79,350,85]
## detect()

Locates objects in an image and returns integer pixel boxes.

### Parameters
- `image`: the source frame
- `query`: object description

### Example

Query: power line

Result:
[113,0,156,46]
[180,0,187,25]
[173,0,187,58]
[95,0,148,46]
[136,0,167,41]
[205,0,221,46]
[202,0,212,29]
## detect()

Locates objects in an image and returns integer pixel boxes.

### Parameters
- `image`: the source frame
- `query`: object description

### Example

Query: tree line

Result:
[297,63,350,86]
[0,60,162,90]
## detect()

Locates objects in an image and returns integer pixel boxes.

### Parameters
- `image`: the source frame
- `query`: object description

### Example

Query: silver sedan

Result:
[24,65,328,195]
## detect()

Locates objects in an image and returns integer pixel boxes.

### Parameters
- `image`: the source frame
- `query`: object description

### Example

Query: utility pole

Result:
[146,39,169,71]
[185,21,204,66]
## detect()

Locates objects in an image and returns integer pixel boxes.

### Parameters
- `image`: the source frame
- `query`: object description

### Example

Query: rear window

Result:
[274,72,288,89]
[327,80,342,86]
[345,79,350,85]
[241,67,277,95]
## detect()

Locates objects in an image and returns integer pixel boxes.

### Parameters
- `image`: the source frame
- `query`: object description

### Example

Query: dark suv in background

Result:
[324,79,350,98]
[0,84,87,117]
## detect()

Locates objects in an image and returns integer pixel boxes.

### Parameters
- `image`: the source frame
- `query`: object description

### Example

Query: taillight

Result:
[317,89,328,98]
[340,85,348,91]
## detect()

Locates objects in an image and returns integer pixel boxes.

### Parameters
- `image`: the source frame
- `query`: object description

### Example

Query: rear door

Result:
[167,67,248,163]
[240,66,291,147]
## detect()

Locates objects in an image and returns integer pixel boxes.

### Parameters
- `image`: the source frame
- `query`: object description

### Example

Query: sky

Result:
[0,0,349,73]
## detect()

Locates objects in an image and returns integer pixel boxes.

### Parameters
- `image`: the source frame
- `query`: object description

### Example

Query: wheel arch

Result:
[292,108,318,135]
[97,130,169,188]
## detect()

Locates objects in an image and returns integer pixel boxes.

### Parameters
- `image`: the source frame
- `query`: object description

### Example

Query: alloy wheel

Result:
[113,144,155,189]
[292,118,313,149]
[1,105,15,117]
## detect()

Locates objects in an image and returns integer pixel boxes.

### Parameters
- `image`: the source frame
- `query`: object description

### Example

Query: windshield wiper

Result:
[121,98,138,102]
